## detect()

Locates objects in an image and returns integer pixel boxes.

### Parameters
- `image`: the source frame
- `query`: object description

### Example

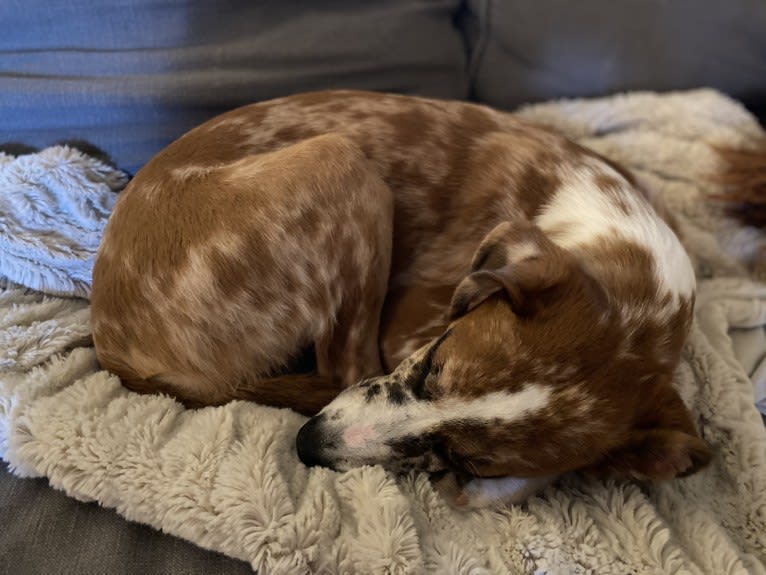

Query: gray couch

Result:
[1,1,764,572]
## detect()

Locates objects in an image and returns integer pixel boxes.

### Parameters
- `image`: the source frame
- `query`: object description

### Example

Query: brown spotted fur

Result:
[91,90,709,483]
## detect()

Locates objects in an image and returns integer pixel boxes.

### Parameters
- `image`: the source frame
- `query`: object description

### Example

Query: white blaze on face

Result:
[310,332,557,471]
[321,378,553,469]
[399,385,552,436]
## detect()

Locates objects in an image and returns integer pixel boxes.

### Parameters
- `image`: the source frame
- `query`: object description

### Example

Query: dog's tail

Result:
[712,138,766,228]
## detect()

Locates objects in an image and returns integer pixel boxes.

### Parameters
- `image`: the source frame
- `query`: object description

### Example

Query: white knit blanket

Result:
[2,90,766,574]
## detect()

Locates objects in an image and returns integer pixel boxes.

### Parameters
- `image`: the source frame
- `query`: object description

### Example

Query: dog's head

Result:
[297,221,710,483]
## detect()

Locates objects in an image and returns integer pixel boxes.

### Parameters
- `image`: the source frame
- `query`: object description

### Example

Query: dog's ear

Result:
[584,383,712,481]
[448,221,577,319]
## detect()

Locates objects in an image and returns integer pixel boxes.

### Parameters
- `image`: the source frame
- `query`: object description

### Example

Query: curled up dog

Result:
[90,91,711,508]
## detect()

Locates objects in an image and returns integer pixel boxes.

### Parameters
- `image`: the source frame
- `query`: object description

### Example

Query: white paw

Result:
[434,474,556,509]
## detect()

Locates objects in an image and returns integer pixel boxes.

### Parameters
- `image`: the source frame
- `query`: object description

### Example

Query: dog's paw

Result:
[431,471,466,507]
[433,473,556,509]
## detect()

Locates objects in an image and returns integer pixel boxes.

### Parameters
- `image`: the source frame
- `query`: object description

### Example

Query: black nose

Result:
[296,415,331,468]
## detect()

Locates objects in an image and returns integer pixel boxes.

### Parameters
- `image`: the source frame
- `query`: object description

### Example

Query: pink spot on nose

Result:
[343,424,378,448]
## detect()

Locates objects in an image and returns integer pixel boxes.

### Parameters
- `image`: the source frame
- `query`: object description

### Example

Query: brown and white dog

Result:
[90,91,711,508]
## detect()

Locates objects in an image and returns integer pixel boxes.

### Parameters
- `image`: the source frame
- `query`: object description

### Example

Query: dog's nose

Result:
[296,415,331,468]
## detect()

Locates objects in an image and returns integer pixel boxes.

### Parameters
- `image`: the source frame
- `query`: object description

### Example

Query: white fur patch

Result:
[457,475,556,508]
[323,382,552,463]
[407,385,552,433]
[536,164,696,301]
[170,165,214,179]
[507,241,540,264]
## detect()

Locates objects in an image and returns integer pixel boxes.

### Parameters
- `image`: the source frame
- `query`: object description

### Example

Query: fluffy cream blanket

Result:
[2,90,766,574]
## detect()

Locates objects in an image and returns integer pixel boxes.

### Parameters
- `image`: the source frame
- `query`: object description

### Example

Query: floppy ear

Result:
[584,384,712,481]
[448,221,574,319]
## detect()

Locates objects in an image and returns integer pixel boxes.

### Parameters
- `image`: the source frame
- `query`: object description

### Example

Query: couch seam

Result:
[466,0,491,101]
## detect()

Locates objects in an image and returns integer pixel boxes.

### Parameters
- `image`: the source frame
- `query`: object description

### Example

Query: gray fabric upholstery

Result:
[0,463,252,574]
[466,0,766,117]
[0,0,467,173]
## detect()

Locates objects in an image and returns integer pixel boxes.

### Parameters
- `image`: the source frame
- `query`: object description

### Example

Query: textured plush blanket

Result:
[0,146,122,298]
[1,90,765,574]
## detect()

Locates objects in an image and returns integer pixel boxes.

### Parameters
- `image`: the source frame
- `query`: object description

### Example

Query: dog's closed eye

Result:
[412,361,443,401]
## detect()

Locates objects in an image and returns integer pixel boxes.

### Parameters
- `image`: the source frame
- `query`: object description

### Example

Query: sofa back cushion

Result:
[0,0,467,172]
[466,0,766,118]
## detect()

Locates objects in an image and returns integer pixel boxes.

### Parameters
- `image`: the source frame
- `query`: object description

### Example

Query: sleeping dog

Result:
[90,91,711,507]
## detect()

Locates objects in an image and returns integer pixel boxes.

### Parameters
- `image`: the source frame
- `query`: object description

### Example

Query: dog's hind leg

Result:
[227,133,394,405]
[312,160,394,389]
[94,134,393,411]
[228,133,394,405]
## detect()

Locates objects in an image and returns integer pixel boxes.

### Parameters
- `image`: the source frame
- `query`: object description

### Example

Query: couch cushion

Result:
[0,0,467,173]
[466,0,766,118]
[0,463,252,574]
